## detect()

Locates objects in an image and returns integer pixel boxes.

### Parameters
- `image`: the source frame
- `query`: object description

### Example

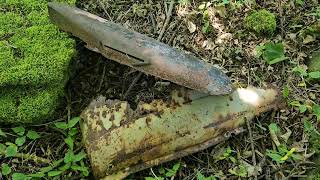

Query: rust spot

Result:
[146,117,152,127]
[102,110,107,118]
[183,96,192,104]
[203,111,247,129]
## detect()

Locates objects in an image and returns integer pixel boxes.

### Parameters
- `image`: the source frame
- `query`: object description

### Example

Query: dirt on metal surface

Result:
[48,2,233,95]
[80,87,283,179]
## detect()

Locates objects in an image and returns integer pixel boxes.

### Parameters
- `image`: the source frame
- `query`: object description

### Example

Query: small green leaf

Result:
[28,173,45,178]
[48,171,63,177]
[282,85,289,98]
[15,136,26,146]
[5,145,17,157]
[309,71,320,79]
[159,167,165,174]
[54,122,68,130]
[313,104,320,120]
[295,0,304,5]
[0,143,6,152]
[292,66,308,76]
[165,162,180,177]
[299,104,307,113]
[262,42,288,64]
[268,56,289,65]
[39,166,53,173]
[12,173,28,180]
[202,21,211,34]
[71,165,89,173]
[2,163,11,175]
[64,136,74,150]
[268,123,280,134]
[229,156,237,163]
[304,120,314,133]
[0,128,7,137]
[68,128,78,137]
[266,151,284,163]
[269,123,281,146]
[59,162,71,171]
[64,150,75,163]
[172,162,180,171]
[74,150,87,162]
[12,127,25,136]
[68,117,80,128]
[290,101,301,107]
[26,130,40,140]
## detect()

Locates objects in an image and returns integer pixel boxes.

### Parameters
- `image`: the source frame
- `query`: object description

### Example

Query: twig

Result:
[150,168,161,180]
[123,0,175,99]
[123,71,143,99]
[97,64,106,92]
[158,0,175,41]
[278,1,284,38]
[246,118,257,180]
[0,150,51,164]
[98,0,113,21]
[258,162,315,179]
[168,20,183,45]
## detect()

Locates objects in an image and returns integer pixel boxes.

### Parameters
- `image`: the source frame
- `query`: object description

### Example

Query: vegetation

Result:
[244,9,277,35]
[0,0,75,123]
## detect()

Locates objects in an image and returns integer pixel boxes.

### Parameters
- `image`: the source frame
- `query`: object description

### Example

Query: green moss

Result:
[244,9,277,35]
[0,25,75,87]
[0,12,24,37]
[0,87,63,124]
[0,0,75,124]
[309,51,320,72]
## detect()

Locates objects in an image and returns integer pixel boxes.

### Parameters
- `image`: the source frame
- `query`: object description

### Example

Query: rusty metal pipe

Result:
[80,87,283,179]
[48,2,233,95]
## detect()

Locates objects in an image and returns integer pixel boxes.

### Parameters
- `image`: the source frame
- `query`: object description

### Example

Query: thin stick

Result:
[123,71,143,99]
[0,150,51,164]
[246,118,257,180]
[158,0,175,41]
[98,64,106,92]
[98,0,113,21]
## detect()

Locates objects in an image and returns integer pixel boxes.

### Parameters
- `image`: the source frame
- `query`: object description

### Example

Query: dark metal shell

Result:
[48,2,233,95]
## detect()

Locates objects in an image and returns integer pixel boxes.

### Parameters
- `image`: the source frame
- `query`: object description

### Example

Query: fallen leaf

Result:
[187,21,196,33]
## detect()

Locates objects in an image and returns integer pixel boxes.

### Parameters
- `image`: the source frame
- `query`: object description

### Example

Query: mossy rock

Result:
[308,51,320,72]
[244,9,277,35]
[0,0,76,124]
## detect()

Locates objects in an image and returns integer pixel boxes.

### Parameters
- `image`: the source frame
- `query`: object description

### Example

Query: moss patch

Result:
[0,0,76,124]
[308,51,320,72]
[244,9,277,35]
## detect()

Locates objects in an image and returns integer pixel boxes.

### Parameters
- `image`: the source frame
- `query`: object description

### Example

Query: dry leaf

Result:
[187,21,197,33]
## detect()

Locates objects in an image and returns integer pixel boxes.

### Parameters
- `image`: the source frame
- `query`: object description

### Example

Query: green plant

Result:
[0,0,75,124]
[228,165,247,177]
[217,146,237,163]
[255,42,288,64]
[266,123,302,164]
[197,171,217,180]
[292,65,320,80]
[244,9,277,35]
[198,2,212,34]
[145,162,181,179]
[0,118,88,179]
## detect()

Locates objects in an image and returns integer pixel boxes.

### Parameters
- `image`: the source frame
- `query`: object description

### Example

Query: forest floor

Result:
[1,0,320,179]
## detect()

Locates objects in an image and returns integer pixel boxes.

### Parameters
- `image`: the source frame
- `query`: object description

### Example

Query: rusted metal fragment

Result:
[80,87,283,179]
[48,2,233,95]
